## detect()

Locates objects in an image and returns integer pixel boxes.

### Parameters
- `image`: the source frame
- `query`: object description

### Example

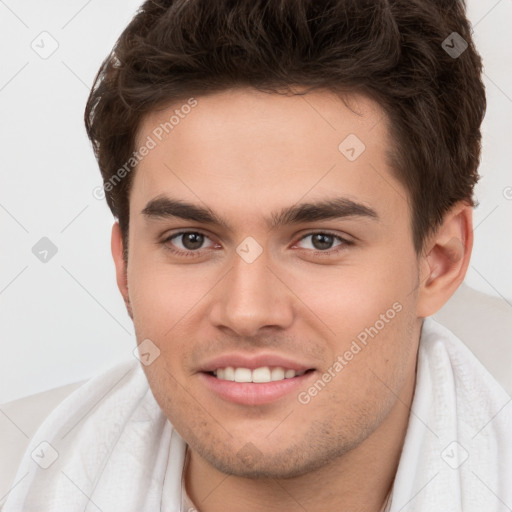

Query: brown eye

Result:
[311,233,335,250]
[161,230,221,258]
[173,232,205,250]
[297,232,347,252]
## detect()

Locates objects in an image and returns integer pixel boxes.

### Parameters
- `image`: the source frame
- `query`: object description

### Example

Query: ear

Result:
[416,202,473,318]
[111,222,133,319]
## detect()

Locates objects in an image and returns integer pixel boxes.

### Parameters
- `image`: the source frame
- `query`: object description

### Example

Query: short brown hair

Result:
[85,0,485,255]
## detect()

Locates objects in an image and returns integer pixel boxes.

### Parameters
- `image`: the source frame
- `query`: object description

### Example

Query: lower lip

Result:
[199,371,315,405]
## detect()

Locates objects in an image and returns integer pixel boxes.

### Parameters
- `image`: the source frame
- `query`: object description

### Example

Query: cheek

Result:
[279,248,418,342]
[285,246,419,402]
[127,252,209,338]
[292,298,417,444]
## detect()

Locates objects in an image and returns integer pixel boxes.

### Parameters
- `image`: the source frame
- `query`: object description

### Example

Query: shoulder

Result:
[420,315,511,440]
[0,381,84,502]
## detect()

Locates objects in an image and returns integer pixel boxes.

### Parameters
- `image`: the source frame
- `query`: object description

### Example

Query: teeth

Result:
[285,369,296,379]
[213,366,306,383]
[252,367,271,383]
[234,368,252,383]
[271,367,285,381]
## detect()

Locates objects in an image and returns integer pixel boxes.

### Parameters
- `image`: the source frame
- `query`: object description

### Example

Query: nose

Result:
[208,249,295,338]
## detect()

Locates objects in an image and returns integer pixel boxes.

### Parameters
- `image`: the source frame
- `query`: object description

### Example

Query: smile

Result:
[212,366,308,383]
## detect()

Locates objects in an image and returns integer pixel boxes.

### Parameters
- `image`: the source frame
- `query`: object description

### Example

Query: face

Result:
[121,88,423,478]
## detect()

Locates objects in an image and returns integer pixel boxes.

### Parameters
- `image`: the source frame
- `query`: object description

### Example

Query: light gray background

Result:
[1,0,511,403]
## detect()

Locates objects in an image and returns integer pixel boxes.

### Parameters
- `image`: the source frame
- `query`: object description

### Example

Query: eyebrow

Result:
[141,195,379,230]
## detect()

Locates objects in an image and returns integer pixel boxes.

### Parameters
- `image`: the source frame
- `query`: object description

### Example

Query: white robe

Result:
[2,318,511,511]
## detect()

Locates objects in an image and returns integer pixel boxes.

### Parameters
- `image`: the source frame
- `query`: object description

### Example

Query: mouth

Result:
[199,357,317,405]
[208,366,313,383]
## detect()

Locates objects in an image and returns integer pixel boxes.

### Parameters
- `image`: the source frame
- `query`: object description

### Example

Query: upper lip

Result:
[199,353,314,373]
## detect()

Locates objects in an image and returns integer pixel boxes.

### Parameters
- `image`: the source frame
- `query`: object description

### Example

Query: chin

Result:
[192,436,351,480]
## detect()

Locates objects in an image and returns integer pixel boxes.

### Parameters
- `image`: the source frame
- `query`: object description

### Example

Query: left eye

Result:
[296,233,346,251]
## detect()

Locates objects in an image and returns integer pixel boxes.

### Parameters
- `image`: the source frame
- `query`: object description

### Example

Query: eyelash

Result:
[160,231,353,258]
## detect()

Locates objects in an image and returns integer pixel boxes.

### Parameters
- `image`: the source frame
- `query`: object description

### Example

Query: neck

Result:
[185,366,415,512]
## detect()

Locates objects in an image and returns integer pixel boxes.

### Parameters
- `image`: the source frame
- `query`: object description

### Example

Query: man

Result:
[2,0,511,511]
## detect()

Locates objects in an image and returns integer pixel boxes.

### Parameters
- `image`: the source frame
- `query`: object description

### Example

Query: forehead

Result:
[132,88,407,226]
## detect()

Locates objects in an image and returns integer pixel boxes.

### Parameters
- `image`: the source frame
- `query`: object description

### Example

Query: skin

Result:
[111,88,473,511]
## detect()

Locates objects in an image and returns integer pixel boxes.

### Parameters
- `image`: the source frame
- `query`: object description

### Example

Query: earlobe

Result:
[416,203,473,318]
[111,222,133,319]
